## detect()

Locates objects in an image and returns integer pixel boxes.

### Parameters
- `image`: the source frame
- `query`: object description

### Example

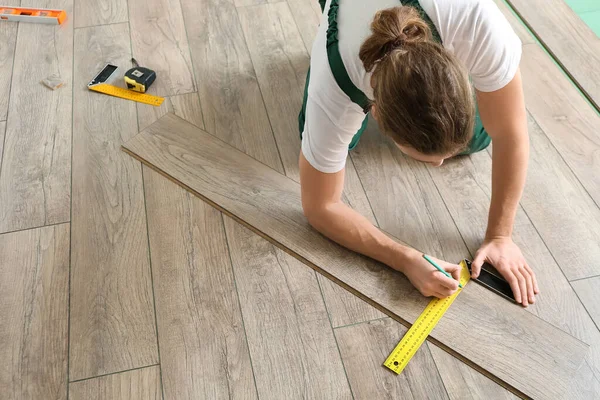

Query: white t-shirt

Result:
[301,0,522,173]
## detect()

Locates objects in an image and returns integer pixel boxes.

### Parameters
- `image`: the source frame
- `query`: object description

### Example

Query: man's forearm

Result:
[487,136,529,239]
[306,201,416,271]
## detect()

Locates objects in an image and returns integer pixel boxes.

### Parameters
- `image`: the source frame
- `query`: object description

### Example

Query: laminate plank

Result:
[74,0,128,28]
[181,0,284,172]
[0,0,72,233]
[69,366,162,400]
[143,167,257,400]
[286,0,322,51]
[122,113,589,399]
[316,274,386,327]
[572,276,600,330]
[520,45,600,227]
[137,92,205,132]
[0,0,19,121]
[352,122,468,264]
[128,0,195,97]
[238,2,379,326]
[427,135,600,398]
[223,216,352,399]
[428,345,518,400]
[0,224,69,400]
[497,114,600,280]
[335,318,448,400]
[70,23,158,380]
[0,121,5,167]
[507,0,600,108]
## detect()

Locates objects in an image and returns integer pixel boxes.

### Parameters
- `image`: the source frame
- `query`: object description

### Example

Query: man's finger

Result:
[514,268,528,306]
[471,250,486,279]
[525,263,540,294]
[521,265,535,304]
[432,289,452,299]
[435,272,459,291]
[505,270,522,304]
[445,263,462,282]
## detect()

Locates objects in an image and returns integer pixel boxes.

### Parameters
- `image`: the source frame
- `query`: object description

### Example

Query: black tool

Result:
[124,58,156,93]
[465,260,516,303]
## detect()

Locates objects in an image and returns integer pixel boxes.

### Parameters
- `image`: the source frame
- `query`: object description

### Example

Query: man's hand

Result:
[401,252,462,298]
[472,237,539,307]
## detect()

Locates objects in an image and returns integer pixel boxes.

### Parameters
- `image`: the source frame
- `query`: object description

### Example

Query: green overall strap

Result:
[325,0,442,114]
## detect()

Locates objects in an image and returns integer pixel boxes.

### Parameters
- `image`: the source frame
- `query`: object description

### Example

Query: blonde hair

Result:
[359,6,475,155]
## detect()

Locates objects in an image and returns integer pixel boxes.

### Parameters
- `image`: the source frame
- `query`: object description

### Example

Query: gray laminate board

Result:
[74,0,128,28]
[0,0,19,121]
[335,318,449,400]
[0,224,69,400]
[224,216,352,399]
[70,23,157,380]
[507,0,600,108]
[128,0,195,97]
[180,0,284,172]
[137,92,205,132]
[143,167,257,400]
[69,366,162,400]
[572,276,600,331]
[122,113,589,399]
[0,0,72,233]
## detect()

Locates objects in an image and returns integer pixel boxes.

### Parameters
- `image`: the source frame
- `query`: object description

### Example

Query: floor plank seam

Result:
[0,19,19,178]
[234,4,287,177]
[314,270,357,400]
[0,220,70,238]
[571,274,600,283]
[571,286,600,334]
[68,363,160,384]
[140,166,166,400]
[283,0,313,54]
[507,5,600,113]
[220,213,261,399]
[176,0,207,131]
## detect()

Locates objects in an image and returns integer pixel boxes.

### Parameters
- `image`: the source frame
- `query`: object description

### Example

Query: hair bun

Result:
[360,6,432,71]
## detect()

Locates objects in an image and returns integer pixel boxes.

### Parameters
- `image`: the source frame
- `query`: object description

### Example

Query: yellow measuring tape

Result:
[383,260,471,374]
[88,83,164,106]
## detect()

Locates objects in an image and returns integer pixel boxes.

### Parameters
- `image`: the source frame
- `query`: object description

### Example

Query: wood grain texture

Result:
[223,216,352,400]
[74,0,128,28]
[492,0,535,45]
[0,224,69,400]
[572,276,600,330]
[429,345,518,400]
[69,366,162,400]
[507,0,600,108]
[239,2,379,326]
[286,0,322,50]
[70,23,158,380]
[143,167,257,400]
[128,0,195,97]
[238,2,309,182]
[335,318,448,400]
[181,0,283,172]
[137,92,205,132]
[122,113,589,399]
[499,114,600,280]
[316,274,386,327]
[0,0,19,121]
[352,122,468,264]
[428,139,600,399]
[0,0,72,233]
[0,121,5,167]
[521,45,600,230]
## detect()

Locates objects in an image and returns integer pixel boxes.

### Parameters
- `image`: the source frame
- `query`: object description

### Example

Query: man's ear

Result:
[370,104,377,121]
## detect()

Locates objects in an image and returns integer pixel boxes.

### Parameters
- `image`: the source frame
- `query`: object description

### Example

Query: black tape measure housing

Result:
[124,67,156,93]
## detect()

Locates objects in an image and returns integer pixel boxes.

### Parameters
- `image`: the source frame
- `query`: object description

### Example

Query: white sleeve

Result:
[301,95,357,174]
[451,0,523,92]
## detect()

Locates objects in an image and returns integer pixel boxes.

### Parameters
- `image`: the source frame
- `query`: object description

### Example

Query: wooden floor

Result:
[0,0,599,399]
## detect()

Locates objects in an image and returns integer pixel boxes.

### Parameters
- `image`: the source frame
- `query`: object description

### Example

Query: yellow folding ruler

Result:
[383,260,471,374]
[87,64,164,106]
